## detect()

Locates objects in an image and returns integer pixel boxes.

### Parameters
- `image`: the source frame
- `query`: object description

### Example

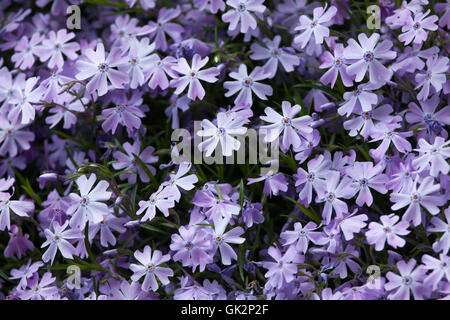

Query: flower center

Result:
[216,127,226,136]
[306,172,315,181]
[281,117,291,126]
[411,193,420,202]
[98,63,109,73]
[424,72,431,79]
[413,22,420,30]
[237,3,246,12]
[190,71,196,78]
[80,196,89,207]
[359,178,368,186]
[363,51,374,62]
[147,265,153,271]
[243,78,253,87]
[362,111,372,119]
[327,193,335,201]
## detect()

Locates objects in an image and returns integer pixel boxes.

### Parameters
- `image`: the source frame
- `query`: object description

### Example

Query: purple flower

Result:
[170,54,219,101]
[170,225,213,272]
[390,176,444,226]
[222,0,266,33]
[210,218,245,265]
[45,92,85,129]
[333,245,361,279]
[136,185,176,222]
[147,8,184,51]
[88,213,127,247]
[366,214,410,251]
[343,104,395,139]
[100,91,146,136]
[428,208,450,254]
[294,154,330,205]
[260,101,313,151]
[385,259,428,300]
[11,33,43,70]
[125,0,155,10]
[262,246,302,289]
[319,43,354,88]
[421,254,450,291]
[162,163,198,202]
[8,76,45,125]
[197,111,247,157]
[250,35,300,78]
[399,9,438,45]
[41,220,82,265]
[9,260,44,290]
[165,94,190,129]
[75,42,128,97]
[195,0,226,14]
[345,161,388,207]
[4,225,34,259]
[280,221,323,254]
[18,272,59,300]
[415,55,449,101]
[315,171,354,224]
[334,210,368,241]
[223,65,272,107]
[247,171,288,197]
[338,83,379,117]
[191,188,241,222]
[67,173,112,230]
[146,55,178,90]
[311,287,344,300]
[112,140,158,184]
[343,33,396,84]
[0,117,35,157]
[276,0,320,30]
[240,200,264,227]
[293,4,337,49]
[118,37,155,89]
[406,94,450,137]
[130,245,173,292]
[369,122,413,161]
[34,29,80,70]
[412,137,450,177]
[391,44,439,74]
[0,193,34,232]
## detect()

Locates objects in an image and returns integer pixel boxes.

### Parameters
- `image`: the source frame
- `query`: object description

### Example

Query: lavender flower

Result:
[130,245,173,292]
[366,214,410,251]
[75,42,128,97]
[170,54,219,101]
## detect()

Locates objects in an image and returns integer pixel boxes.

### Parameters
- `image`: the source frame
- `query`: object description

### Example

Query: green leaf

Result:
[140,223,170,235]
[215,184,224,200]
[285,196,321,224]
[293,83,341,100]
[132,153,158,188]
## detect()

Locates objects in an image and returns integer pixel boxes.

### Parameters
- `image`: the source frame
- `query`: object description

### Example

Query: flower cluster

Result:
[0,0,448,301]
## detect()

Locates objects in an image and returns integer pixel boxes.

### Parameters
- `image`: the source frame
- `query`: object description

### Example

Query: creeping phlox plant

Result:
[0,0,448,300]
